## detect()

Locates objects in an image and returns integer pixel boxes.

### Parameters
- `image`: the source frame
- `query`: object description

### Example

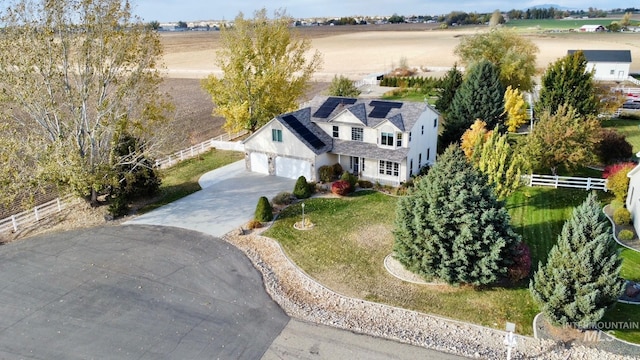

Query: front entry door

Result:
[352,156,359,174]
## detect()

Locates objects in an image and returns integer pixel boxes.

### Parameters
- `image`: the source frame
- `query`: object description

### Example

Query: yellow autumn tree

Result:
[460,120,490,158]
[503,86,528,133]
[202,9,322,133]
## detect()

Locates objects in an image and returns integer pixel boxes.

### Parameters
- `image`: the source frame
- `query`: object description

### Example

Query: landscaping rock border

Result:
[224,232,635,359]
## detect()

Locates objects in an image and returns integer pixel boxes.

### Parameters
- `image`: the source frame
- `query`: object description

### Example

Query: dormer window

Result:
[333,125,339,138]
[396,133,403,147]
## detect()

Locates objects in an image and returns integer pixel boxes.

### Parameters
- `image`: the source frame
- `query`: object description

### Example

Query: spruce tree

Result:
[535,51,599,118]
[440,60,505,148]
[393,145,520,286]
[435,64,463,116]
[530,193,624,329]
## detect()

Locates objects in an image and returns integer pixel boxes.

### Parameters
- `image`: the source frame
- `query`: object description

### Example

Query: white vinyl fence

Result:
[525,174,607,191]
[154,130,247,169]
[0,194,79,235]
[1,131,247,236]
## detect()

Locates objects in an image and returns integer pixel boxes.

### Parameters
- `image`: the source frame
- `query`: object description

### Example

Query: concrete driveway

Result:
[125,161,296,237]
[0,225,289,359]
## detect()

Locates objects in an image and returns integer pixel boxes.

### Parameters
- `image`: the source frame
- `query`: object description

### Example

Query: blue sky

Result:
[131,1,633,22]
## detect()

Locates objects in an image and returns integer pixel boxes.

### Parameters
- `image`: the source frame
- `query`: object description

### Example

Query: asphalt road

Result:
[0,225,289,359]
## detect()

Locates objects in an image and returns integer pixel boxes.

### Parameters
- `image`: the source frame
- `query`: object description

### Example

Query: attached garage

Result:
[250,152,269,175]
[275,156,311,180]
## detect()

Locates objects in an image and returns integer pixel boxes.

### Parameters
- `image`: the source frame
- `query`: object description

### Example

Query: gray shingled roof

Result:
[275,107,333,155]
[307,95,434,131]
[567,50,632,63]
[332,139,409,162]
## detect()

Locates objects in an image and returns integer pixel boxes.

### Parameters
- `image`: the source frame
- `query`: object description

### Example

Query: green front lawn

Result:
[264,187,640,342]
[264,191,538,335]
[139,149,243,213]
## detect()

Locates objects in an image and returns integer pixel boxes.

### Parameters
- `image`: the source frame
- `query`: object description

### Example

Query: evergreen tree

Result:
[440,60,505,148]
[254,196,273,222]
[530,193,624,329]
[435,64,463,116]
[535,51,599,118]
[393,145,520,286]
[293,175,312,199]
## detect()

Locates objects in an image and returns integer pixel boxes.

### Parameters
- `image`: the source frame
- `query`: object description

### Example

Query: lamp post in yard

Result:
[504,322,517,360]
[301,202,305,229]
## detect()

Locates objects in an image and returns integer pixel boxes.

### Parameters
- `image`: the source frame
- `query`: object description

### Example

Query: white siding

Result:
[406,108,440,179]
[627,165,640,235]
[244,120,316,159]
[588,62,630,81]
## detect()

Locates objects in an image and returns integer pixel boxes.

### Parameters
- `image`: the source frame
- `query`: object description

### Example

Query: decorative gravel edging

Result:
[384,253,443,285]
[224,232,635,359]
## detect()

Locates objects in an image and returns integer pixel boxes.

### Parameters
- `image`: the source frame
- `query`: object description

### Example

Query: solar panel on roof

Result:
[313,97,357,118]
[281,114,326,149]
[368,100,402,118]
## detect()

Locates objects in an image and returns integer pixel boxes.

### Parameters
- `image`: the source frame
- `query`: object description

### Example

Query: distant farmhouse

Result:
[243,96,440,185]
[579,24,605,32]
[568,50,632,81]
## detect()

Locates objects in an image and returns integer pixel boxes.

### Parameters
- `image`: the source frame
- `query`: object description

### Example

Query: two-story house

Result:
[242,96,440,185]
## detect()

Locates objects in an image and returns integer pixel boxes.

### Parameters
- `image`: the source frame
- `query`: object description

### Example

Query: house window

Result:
[409,132,412,142]
[427,148,430,160]
[418,153,422,169]
[421,125,424,135]
[272,129,282,142]
[378,160,399,176]
[351,127,363,141]
[333,125,339,138]
[381,132,393,146]
[396,133,403,147]
[610,69,615,75]
[433,118,438,128]
[410,159,413,173]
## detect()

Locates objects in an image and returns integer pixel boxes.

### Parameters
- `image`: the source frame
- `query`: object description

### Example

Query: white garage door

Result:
[250,152,269,175]
[275,156,311,180]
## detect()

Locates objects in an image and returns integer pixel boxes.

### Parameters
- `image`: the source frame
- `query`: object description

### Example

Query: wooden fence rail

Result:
[525,174,607,191]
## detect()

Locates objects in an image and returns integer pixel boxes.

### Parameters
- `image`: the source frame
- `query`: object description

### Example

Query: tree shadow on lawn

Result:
[506,187,594,212]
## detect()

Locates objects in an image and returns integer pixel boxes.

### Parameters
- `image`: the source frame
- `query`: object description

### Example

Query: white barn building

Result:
[568,50,632,82]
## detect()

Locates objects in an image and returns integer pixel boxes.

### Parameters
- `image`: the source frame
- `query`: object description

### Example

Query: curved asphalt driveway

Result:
[0,225,288,359]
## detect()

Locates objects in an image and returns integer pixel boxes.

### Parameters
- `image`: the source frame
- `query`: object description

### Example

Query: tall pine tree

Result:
[440,60,505,148]
[393,145,520,286]
[530,193,624,329]
[435,64,463,116]
[535,51,599,118]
